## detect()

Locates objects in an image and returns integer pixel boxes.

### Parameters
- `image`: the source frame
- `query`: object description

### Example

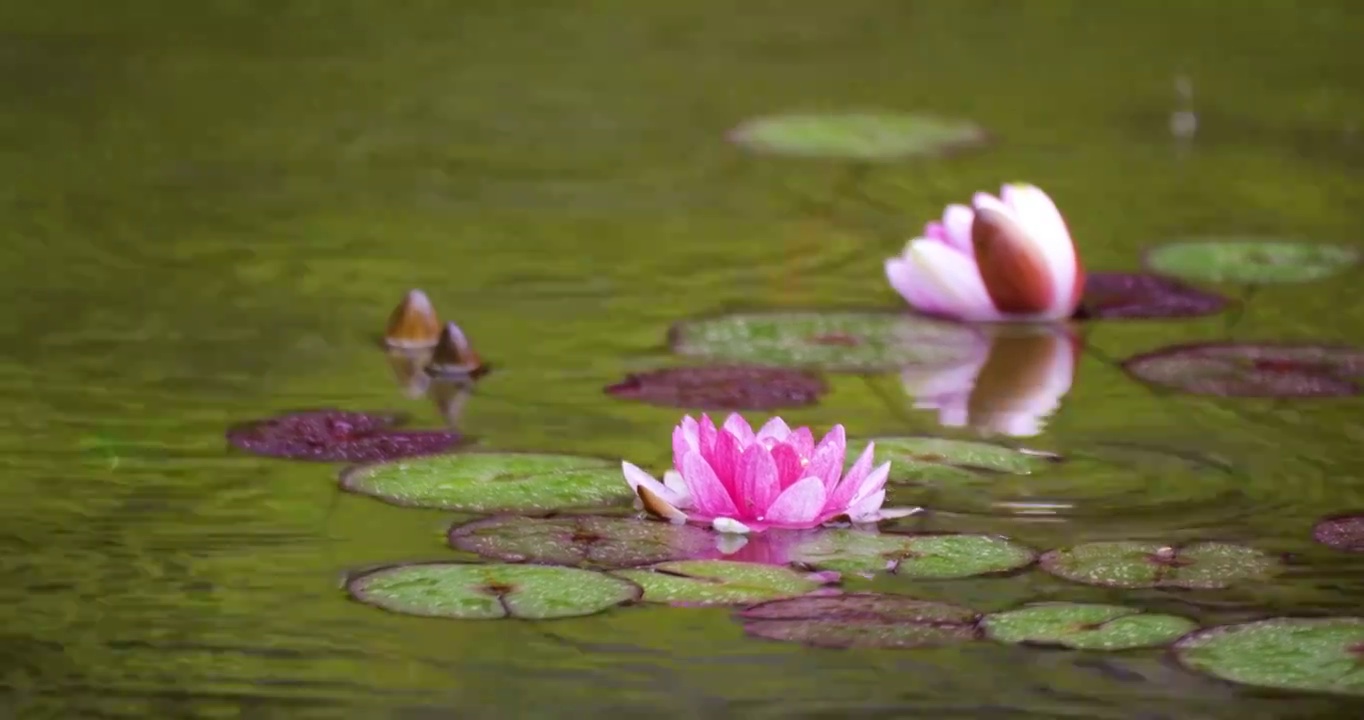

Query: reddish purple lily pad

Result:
[1039,541,1282,589]
[1313,514,1364,553]
[449,515,718,569]
[604,365,827,410]
[737,593,981,649]
[226,409,460,462]
[1079,272,1228,320]
[1122,342,1364,397]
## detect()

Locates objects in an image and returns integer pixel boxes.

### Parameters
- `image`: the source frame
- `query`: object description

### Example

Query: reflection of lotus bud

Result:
[426,321,487,379]
[386,348,434,398]
[385,289,441,349]
[430,378,473,430]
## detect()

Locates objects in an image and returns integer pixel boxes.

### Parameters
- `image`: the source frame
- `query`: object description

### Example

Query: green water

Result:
[3,1,1364,717]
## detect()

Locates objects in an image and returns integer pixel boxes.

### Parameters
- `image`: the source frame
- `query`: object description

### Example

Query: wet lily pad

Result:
[1039,541,1282,589]
[603,365,826,410]
[982,602,1198,651]
[339,452,633,512]
[1312,514,1364,553]
[670,311,983,373]
[1080,272,1228,320]
[1145,239,1360,284]
[738,593,980,649]
[613,560,837,606]
[226,409,460,463]
[788,530,1036,578]
[1174,617,1364,696]
[448,515,717,568]
[1122,342,1364,397]
[727,112,987,161]
[346,562,641,620]
[846,436,1055,485]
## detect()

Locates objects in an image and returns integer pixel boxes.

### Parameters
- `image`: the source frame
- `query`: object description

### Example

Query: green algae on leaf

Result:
[1312,514,1364,553]
[339,452,633,513]
[613,560,838,606]
[449,515,717,569]
[846,436,1055,485]
[788,530,1036,578]
[1122,342,1364,397]
[982,602,1198,651]
[728,112,987,161]
[738,592,980,649]
[346,562,641,620]
[669,311,982,373]
[1039,541,1282,589]
[1174,617,1364,696]
[1145,238,1359,284]
[603,365,827,410]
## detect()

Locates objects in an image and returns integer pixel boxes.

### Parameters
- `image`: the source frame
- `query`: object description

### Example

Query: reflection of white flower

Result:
[900,324,1079,437]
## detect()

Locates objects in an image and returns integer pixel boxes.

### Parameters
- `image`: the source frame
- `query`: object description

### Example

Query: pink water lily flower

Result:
[621,413,919,534]
[885,183,1085,323]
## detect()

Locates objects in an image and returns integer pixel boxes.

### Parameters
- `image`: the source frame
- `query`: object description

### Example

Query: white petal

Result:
[662,469,693,506]
[712,517,752,535]
[941,204,976,255]
[903,241,1004,321]
[1000,184,1078,317]
[622,461,687,506]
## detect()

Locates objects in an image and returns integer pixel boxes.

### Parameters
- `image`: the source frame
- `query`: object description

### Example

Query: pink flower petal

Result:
[698,414,718,456]
[847,461,891,510]
[737,443,780,518]
[805,424,847,494]
[829,442,875,510]
[681,450,739,517]
[755,416,792,444]
[672,423,696,471]
[769,442,805,490]
[763,476,828,526]
[722,413,755,445]
[789,427,815,458]
[942,204,976,255]
[706,429,743,499]
[845,487,886,521]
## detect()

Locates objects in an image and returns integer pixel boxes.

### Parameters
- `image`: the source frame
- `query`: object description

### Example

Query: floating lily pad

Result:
[727,112,987,162]
[1080,272,1228,320]
[1122,342,1364,397]
[603,365,827,410]
[1312,514,1364,553]
[738,593,980,649]
[346,562,641,620]
[668,311,982,373]
[1174,617,1364,696]
[982,602,1198,651]
[339,452,633,512]
[1039,541,1281,589]
[226,409,460,463]
[1145,239,1360,284]
[449,515,717,568]
[613,560,837,606]
[846,436,1055,485]
[788,530,1036,578]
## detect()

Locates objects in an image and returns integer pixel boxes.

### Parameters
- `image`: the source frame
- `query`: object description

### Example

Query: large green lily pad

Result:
[1145,238,1360,285]
[668,311,982,373]
[738,593,981,649]
[449,515,717,569]
[846,436,1055,485]
[1039,541,1282,589]
[788,530,1036,578]
[1174,617,1364,696]
[346,562,641,620]
[727,112,987,161]
[982,602,1198,651]
[339,452,634,513]
[613,560,837,606]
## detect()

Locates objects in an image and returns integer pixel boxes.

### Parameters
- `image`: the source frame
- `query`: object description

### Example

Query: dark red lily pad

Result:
[1122,342,1364,397]
[1312,514,1364,553]
[226,409,460,462]
[604,365,827,410]
[738,593,981,649]
[1038,541,1282,589]
[449,515,718,569]
[1079,272,1228,320]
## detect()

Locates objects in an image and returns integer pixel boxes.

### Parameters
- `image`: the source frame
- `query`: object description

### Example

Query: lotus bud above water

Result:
[885,183,1085,322]
[426,321,487,379]
[384,289,442,349]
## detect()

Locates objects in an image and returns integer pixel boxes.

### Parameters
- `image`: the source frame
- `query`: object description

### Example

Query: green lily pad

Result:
[738,592,981,649]
[339,452,634,513]
[788,530,1036,578]
[449,515,717,569]
[1145,238,1360,284]
[613,560,838,606]
[982,602,1198,651]
[1174,617,1364,696]
[846,436,1056,485]
[668,311,983,373]
[1039,541,1282,589]
[345,562,641,620]
[727,112,987,161]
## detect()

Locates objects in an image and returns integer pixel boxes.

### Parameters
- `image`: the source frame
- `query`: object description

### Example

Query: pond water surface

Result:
[4,1,1364,718]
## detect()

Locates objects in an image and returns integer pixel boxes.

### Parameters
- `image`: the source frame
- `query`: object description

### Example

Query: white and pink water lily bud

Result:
[885,183,1085,323]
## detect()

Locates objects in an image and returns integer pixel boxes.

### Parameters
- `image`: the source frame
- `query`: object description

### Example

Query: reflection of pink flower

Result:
[885,183,1085,322]
[622,414,917,534]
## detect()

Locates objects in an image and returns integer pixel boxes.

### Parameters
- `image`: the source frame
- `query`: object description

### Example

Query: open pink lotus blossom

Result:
[885,183,1085,323]
[621,413,919,534]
